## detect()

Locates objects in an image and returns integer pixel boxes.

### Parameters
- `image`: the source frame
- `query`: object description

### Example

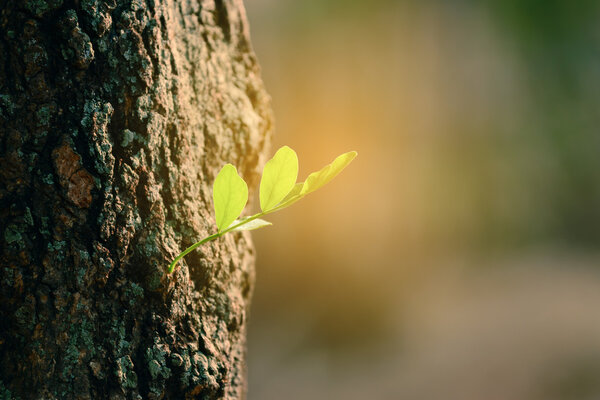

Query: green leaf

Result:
[300,151,357,195]
[260,146,299,212]
[213,164,248,232]
[268,182,305,213]
[268,151,358,213]
[229,217,272,232]
[282,182,304,201]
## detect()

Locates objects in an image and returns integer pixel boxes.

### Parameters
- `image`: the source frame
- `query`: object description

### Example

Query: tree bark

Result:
[0,0,272,398]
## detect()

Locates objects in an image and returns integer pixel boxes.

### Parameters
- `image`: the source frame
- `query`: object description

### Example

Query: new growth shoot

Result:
[168,146,357,273]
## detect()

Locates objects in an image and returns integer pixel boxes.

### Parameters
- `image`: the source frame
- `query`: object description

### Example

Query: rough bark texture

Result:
[0,0,272,398]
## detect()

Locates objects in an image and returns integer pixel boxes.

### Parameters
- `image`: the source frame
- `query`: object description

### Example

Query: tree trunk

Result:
[0,0,272,398]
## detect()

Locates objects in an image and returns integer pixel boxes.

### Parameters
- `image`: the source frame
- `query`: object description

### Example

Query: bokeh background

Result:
[244,1,600,399]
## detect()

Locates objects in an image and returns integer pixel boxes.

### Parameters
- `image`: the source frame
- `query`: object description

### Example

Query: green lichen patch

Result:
[3,225,23,245]
[24,0,63,17]
[0,381,13,400]
[115,355,138,389]
[23,207,34,226]
[35,105,53,128]
[0,94,15,118]
[145,339,171,380]
[80,0,113,37]
[121,129,136,147]
[81,100,115,178]
[126,282,144,306]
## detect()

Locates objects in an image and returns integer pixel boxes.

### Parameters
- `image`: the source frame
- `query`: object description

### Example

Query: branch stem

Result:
[167,211,267,273]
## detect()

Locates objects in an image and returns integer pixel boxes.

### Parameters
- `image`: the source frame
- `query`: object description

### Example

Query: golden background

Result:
[245,1,600,398]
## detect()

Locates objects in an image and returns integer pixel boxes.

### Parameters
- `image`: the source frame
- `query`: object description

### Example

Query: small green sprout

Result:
[168,146,357,273]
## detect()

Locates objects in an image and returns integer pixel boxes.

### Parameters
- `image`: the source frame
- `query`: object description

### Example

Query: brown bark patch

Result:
[52,142,94,208]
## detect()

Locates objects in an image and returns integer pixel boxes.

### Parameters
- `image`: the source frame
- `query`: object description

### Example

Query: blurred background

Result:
[244,0,600,399]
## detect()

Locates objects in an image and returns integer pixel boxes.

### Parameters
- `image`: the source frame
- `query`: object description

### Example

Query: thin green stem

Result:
[167,232,219,273]
[167,212,267,274]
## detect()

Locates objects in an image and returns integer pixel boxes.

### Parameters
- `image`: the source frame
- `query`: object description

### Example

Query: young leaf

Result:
[213,164,248,232]
[300,151,357,195]
[267,182,305,213]
[268,151,358,213]
[260,146,298,212]
[229,217,272,232]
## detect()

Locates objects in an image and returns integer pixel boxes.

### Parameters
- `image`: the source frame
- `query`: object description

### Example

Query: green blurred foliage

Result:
[483,0,600,245]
